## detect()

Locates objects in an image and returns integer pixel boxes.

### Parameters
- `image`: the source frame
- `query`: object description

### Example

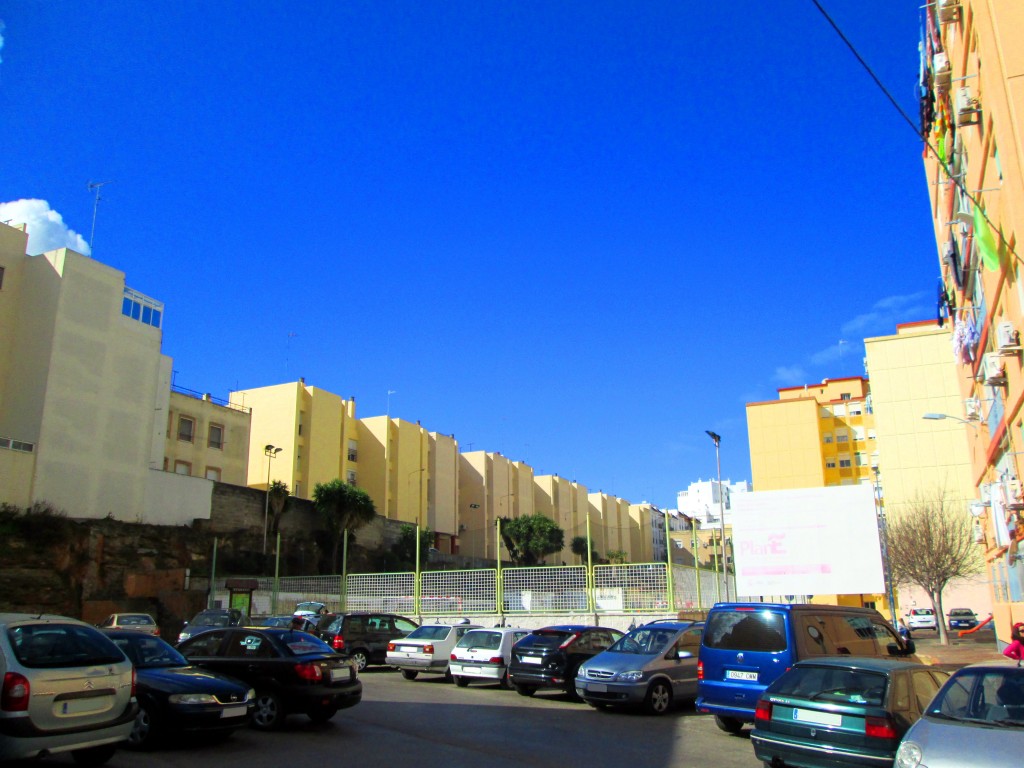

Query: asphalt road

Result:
[28,668,763,768]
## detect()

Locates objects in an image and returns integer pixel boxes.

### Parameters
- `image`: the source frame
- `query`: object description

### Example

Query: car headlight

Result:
[617,670,644,682]
[894,741,922,768]
[168,693,218,705]
[246,688,255,702]
[178,632,191,641]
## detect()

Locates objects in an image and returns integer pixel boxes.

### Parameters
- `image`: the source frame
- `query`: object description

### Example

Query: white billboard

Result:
[731,485,884,597]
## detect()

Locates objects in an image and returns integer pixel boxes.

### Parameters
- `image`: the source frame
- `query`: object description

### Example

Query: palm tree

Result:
[312,479,377,572]
[268,480,290,542]
[570,535,590,564]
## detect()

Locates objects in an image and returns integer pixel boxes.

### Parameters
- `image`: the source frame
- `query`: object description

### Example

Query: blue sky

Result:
[0,3,938,509]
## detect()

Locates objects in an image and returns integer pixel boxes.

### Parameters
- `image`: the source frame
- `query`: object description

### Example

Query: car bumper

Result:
[751,730,894,768]
[163,701,254,732]
[386,655,448,672]
[695,695,755,723]
[283,680,363,712]
[575,679,647,706]
[449,662,505,681]
[509,669,566,689]
[0,702,138,761]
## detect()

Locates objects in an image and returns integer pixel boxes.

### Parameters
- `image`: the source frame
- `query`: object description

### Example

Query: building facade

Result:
[921,0,1024,641]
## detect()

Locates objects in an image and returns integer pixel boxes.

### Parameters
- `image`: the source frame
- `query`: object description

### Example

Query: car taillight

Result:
[423,644,434,654]
[697,660,703,681]
[387,642,396,652]
[153,628,160,636]
[332,636,345,651]
[2,672,29,712]
[294,662,324,682]
[865,715,897,739]
[489,656,503,664]
[131,666,137,698]
[450,653,458,661]
[754,700,773,722]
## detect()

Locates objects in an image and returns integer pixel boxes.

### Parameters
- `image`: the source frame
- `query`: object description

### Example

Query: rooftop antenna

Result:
[87,180,113,252]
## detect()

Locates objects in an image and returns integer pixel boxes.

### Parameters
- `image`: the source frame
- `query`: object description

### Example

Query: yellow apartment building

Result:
[0,220,214,524]
[864,321,991,617]
[165,389,251,485]
[534,474,590,564]
[747,376,887,611]
[628,503,656,563]
[230,380,360,501]
[458,451,535,561]
[921,0,1024,642]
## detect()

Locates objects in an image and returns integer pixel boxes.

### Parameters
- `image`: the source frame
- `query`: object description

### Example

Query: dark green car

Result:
[750,657,949,768]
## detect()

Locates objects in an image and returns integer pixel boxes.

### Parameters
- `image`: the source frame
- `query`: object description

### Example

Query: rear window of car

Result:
[9,624,126,668]
[910,609,934,616]
[456,630,502,650]
[119,614,155,626]
[703,610,787,652]
[768,665,888,706]
[517,630,575,650]
[405,626,453,641]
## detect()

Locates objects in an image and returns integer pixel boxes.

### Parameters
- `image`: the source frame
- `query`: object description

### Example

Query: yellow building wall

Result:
[231,381,302,494]
[164,391,251,485]
[747,398,826,490]
[356,416,387,517]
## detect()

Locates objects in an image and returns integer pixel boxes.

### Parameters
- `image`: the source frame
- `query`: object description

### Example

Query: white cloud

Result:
[0,20,5,64]
[772,365,806,385]
[840,292,931,337]
[0,199,90,256]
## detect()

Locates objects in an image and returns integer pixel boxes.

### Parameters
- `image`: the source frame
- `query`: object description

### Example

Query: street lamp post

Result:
[262,444,282,555]
[706,430,730,601]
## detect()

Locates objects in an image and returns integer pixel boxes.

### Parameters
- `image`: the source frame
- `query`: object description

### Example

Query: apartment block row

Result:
[0,220,654,565]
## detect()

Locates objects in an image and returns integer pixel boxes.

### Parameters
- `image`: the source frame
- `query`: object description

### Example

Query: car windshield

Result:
[118,615,154,626]
[456,630,502,650]
[517,630,576,650]
[111,635,187,668]
[927,668,1024,725]
[9,624,126,668]
[769,665,888,706]
[911,609,934,615]
[405,626,453,641]
[608,628,679,655]
[949,610,974,616]
[190,612,239,627]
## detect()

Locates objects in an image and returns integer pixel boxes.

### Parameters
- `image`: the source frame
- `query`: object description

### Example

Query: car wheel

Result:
[128,701,157,748]
[454,675,469,687]
[644,680,672,715]
[350,650,369,672]
[714,715,744,734]
[71,745,117,767]
[307,705,338,724]
[401,669,419,680]
[563,665,582,700]
[515,684,536,697]
[252,691,285,730]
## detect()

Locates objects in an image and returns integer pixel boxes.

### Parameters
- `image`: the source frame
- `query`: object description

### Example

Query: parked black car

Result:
[175,626,361,729]
[317,612,419,671]
[104,630,253,748]
[508,625,623,699]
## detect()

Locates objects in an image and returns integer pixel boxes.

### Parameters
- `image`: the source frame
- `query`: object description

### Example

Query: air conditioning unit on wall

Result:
[934,52,952,94]
[964,397,983,420]
[979,353,1007,385]
[997,321,1020,351]
[955,86,981,127]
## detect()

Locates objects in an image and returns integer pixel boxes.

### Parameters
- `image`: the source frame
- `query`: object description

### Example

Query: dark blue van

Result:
[696,602,916,734]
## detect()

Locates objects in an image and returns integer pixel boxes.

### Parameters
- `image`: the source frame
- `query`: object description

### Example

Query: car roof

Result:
[794,656,934,673]
[0,613,90,626]
[464,626,528,634]
[102,628,168,640]
[709,602,881,616]
[534,624,614,632]
[638,620,701,631]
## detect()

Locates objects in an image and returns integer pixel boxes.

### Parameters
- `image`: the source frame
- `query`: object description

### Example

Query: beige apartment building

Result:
[863,321,991,617]
[165,389,251,485]
[921,1,1024,641]
[0,221,215,524]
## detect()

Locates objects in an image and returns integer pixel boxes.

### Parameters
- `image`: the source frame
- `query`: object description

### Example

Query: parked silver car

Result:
[896,662,1024,768]
[0,613,137,765]
[575,620,703,715]
[449,627,530,688]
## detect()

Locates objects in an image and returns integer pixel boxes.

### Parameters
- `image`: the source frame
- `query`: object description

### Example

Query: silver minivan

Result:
[0,614,137,765]
[575,620,703,715]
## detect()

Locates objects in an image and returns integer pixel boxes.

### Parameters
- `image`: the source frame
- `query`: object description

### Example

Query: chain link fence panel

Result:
[501,566,588,613]
[593,563,669,613]
[420,570,496,614]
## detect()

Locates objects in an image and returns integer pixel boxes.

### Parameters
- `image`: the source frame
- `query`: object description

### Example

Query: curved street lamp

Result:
[705,430,730,601]
[263,444,283,554]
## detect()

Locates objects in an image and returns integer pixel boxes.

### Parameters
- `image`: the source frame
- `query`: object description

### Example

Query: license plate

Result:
[398,646,415,652]
[521,656,542,665]
[793,708,842,726]
[587,683,607,692]
[220,705,248,719]
[463,666,480,673]
[330,667,347,681]
[725,670,758,681]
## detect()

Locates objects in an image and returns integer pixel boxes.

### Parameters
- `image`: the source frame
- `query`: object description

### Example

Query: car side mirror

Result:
[904,639,916,655]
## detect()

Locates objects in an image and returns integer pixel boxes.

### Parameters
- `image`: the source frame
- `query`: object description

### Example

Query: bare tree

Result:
[886,488,982,645]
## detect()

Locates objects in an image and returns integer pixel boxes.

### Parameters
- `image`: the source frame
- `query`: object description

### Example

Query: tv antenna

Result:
[87,180,113,252]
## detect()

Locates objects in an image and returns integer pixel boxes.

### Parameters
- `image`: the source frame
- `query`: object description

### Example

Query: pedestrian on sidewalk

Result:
[1003,622,1024,663]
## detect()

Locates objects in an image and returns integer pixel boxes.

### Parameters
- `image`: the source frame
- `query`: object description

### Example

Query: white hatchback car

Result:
[0,613,137,766]
[449,627,530,688]
[906,608,937,631]
[386,620,481,680]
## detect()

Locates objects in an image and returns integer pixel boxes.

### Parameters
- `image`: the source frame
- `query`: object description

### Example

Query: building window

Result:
[839,457,852,469]
[823,433,833,444]
[177,416,195,443]
[855,452,867,466]
[841,393,852,401]
[836,430,849,444]
[853,426,865,441]
[833,403,847,417]
[174,460,191,475]
[868,429,877,440]
[347,439,358,462]
[121,287,163,328]
[825,458,837,469]
[205,467,221,481]
[346,470,357,484]
[208,423,224,450]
